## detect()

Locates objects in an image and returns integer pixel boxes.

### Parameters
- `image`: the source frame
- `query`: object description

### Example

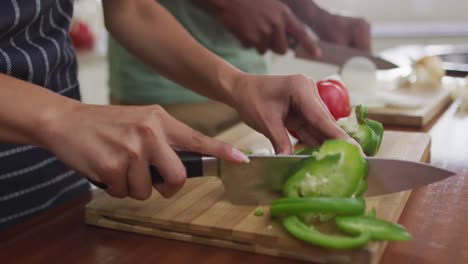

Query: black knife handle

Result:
[87,151,205,189]
[150,151,204,184]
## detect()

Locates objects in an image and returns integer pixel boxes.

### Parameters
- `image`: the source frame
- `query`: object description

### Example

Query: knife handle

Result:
[150,151,204,184]
[87,151,207,189]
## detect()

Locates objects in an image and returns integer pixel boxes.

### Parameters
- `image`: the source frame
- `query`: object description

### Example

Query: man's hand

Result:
[312,12,371,51]
[41,103,248,200]
[282,0,371,51]
[195,0,320,56]
[227,73,358,154]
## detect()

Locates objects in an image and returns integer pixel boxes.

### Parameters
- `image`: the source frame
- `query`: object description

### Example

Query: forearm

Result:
[102,0,241,105]
[0,74,76,147]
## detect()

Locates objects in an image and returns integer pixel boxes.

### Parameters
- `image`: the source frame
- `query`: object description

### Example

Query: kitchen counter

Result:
[1,99,467,264]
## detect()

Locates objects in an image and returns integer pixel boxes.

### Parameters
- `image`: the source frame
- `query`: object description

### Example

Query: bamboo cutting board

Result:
[85,124,431,264]
[365,72,453,127]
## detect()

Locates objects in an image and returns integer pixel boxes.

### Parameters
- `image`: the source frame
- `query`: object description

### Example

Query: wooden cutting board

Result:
[85,124,431,264]
[365,72,453,127]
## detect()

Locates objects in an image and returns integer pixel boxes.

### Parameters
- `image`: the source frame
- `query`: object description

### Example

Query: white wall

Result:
[315,0,468,23]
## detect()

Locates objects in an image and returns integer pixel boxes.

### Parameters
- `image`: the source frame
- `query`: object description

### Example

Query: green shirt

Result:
[108,0,267,104]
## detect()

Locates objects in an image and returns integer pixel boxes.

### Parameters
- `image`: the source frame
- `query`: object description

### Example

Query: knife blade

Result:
[294,41,399,70]
[147,152,454,205]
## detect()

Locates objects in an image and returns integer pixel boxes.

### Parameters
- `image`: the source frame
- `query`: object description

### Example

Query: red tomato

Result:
[326,79,347,92]
[69,21,95,51]
[287,79,351,140]
[317,80,351,120]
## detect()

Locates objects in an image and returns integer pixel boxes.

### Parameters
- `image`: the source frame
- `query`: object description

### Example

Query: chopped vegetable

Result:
[283,140,367,198]
[283,216,371,250]
[337,105,383,156]
[317,80,351,120]
[254,208,264,217]
[399,56,445,87]
[367,208,377,218]
[271,197,365,217]
[413,56,445,85]
[296,105,384,157]
[294,146,319,155]
[270,139,412,250]
[336,216,412,241]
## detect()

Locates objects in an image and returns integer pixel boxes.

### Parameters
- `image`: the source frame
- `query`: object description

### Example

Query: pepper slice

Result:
[283,216,371,250]
[294,146,319,155]
[283,140,368,198]
[336,215,412,241]
[270,197,365,217]
[337,105,384,156]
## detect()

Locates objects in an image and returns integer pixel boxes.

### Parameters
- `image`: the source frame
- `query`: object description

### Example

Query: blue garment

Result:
[0,0,89,230]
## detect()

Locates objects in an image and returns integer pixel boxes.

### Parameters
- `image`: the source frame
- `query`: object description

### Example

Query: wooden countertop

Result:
[1,101,467,264]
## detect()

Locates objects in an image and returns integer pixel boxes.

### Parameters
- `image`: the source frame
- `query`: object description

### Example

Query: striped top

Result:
[0,0,90,230]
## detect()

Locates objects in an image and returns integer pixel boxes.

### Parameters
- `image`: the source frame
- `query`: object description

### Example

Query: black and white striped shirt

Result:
[0,0,90,230]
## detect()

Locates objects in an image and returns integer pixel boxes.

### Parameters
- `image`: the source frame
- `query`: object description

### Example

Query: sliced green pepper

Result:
[337,105,384,156]
[367,208,377,218]
[335,215,412,241]
[283,140,367,198]
[254,208,264,217]
[283,216,371,250]
[271,197,365,217]
[294,146,320,155]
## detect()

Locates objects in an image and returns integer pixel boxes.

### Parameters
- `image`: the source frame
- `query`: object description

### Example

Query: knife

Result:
[293,41,399,70]
[89,151,454,204]
[139,151,453,205]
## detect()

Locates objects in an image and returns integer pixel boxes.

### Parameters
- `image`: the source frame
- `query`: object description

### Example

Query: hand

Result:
[228,73,358,154]
[311,11,371,51]
[196,0,320,56]
[41,103,248,200]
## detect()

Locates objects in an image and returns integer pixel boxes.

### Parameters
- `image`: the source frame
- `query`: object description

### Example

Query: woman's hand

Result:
[228,73,357,154]
[40,103,248,200]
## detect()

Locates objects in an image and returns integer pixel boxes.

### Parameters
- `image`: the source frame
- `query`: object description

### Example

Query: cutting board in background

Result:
[365,71,453,127]
[85,124,431,264]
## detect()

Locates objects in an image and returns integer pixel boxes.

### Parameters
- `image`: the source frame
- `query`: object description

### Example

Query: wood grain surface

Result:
[85,129,430,264]
[366,73,454,127]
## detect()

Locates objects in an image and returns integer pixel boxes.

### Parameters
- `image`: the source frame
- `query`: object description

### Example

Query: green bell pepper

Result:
[270,197,365,217]
[294,146,319,155]
[337,105,384,156]
[336,215,412,241]
[283,140,368,198]
[283,216,371,249]
[271,139,412,250]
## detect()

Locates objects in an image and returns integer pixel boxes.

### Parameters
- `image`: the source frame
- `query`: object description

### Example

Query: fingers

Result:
[351,19,371,51]
[257,23,273,54]
[271,21,288,55]
[94,151,130,198]
[166,116,249,163]
[149,140,187,198]
[284,10,321,58]
[295,126,322,148]
[127,154,153,200]
[262,117,292,155]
